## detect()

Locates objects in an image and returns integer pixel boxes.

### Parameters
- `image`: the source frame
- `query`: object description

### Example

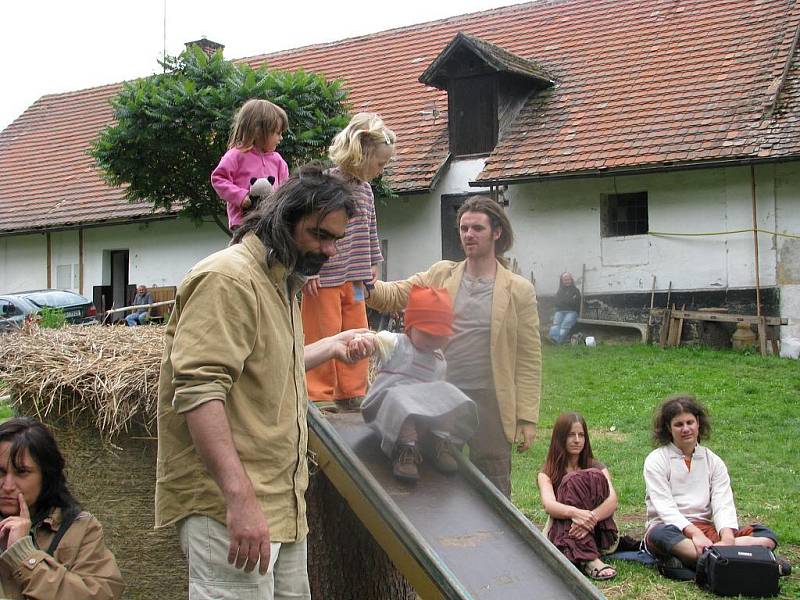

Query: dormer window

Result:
[420,33,553,158]
[449,75,497,156]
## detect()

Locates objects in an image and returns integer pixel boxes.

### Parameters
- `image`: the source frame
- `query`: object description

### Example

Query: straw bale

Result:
[0,324,184,598]
[0,324,164,438]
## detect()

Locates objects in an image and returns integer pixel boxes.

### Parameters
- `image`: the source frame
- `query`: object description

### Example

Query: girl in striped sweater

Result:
[302,113,395,411]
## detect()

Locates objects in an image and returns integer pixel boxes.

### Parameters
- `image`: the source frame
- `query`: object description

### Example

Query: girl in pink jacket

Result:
[211,99,290,231]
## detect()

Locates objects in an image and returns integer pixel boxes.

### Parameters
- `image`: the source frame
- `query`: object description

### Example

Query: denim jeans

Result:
[178,515,311,600]
[125,312,147,326]
[549,310,578,344]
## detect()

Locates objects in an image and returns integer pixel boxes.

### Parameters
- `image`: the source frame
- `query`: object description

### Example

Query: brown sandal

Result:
[582,560,616,580]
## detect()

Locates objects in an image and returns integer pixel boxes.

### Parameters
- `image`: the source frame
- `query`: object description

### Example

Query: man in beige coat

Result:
[367,195,541,497]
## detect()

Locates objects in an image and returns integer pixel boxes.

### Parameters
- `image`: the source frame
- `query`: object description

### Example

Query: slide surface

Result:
[309,406,607,600]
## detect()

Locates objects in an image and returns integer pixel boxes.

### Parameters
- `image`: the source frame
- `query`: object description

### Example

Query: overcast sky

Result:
[2,0,528,130]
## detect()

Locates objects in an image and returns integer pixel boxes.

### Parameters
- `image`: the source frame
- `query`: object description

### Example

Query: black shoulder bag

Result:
[695,545,780,597]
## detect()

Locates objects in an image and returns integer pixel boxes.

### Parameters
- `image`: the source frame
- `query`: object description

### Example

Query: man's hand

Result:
[302,277,321,297]
[0,494,32,551]
[226,490,271,575]
[691,532,714,555]
[515,420,536,453]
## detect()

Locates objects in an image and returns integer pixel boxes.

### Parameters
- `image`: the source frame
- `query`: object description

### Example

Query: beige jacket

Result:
[0,509,123,600]
[367,260,542,443]
[156,233,309,542]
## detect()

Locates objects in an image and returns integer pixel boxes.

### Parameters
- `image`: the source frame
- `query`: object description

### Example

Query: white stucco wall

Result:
[0,218,228,297]
[82,218,229,292]
[507,165,784,297]
[774,162,800,340]
[0,234,47,292]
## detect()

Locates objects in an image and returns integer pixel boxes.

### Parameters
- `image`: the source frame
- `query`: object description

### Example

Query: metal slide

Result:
[308,405,606,600]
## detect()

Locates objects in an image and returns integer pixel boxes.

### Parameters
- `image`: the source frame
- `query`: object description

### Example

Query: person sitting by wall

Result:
[538,412,619,580]
[0,417,124,599]
[125,284,153,326]
[548,272,581,344]
[644,394,784,578]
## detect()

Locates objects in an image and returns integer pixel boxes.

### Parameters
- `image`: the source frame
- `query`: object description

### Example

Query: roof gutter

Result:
[0,213,179,238]
[469,154,800,187]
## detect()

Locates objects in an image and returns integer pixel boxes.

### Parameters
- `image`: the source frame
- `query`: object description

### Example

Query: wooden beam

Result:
[650,309,786,327]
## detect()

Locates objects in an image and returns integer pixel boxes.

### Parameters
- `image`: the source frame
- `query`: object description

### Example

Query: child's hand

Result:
[242,195,252,210]
[345,331,377,362]
[302,277,321,297]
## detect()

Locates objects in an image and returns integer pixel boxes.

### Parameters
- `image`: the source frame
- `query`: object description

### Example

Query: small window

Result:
[601,192,649,237]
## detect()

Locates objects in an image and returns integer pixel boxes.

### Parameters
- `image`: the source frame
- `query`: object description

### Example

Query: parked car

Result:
[0,289,97,332]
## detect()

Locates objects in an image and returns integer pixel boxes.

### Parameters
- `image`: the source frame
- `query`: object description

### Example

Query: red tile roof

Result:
[476,0,800,184]
[1,0,799,234]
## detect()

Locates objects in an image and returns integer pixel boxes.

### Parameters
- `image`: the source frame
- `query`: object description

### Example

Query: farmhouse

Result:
[1,0,798,341]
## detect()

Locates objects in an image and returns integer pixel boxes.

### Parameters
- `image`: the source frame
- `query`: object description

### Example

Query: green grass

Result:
[511,344,800,599]
[0,383,12,422]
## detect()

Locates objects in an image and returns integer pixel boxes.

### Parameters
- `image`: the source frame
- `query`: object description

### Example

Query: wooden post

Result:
[659,308,672,347]
[674,304,687,347]
[646,275,656,343]
[659,282,673,347]
[757,316,768,357]
[751,165,762,318]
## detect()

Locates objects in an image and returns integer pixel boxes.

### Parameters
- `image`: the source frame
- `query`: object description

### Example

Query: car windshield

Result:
[23,290,86,307]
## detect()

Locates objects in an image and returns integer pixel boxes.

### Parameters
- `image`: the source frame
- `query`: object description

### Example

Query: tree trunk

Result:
[307,469,417,599]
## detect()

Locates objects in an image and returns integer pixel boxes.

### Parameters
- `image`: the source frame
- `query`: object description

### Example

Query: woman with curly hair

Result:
[644,394,781,577]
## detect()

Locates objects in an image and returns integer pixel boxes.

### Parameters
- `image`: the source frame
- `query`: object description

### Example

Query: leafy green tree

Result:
[91,47,350,234]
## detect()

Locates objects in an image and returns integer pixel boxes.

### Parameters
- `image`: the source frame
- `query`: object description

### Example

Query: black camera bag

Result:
[695,545,779,597]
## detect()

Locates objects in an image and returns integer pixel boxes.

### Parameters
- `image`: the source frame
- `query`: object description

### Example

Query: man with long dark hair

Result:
[367,195,542,497]
[156,163,371,599]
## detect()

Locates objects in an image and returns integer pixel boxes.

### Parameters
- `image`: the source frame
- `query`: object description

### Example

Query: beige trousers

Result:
[178,515,310,600]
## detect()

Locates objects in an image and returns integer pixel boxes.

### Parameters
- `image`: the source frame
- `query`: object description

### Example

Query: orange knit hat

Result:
[404,285,454,336]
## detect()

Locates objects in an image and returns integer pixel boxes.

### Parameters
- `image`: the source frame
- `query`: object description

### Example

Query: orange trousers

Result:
[302,282,369,401]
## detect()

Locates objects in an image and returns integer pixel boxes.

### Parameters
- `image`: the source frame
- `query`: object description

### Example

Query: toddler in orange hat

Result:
[360,285,478,483]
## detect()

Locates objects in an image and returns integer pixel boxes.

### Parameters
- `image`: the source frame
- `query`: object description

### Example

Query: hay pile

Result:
[0,324,184,599]
[0,324,164,438]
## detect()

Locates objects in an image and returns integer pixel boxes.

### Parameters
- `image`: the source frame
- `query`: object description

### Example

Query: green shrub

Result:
[38,307,66,329]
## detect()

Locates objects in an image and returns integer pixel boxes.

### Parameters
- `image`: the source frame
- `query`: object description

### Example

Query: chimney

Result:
[184,37,224,58]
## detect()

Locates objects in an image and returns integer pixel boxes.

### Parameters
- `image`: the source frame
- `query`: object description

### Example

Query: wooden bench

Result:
[651,308,787,356]
[576,318,649,343]
[147,286,177,323]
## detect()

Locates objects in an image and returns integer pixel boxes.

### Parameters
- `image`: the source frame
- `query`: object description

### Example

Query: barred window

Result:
[601,192,648,237]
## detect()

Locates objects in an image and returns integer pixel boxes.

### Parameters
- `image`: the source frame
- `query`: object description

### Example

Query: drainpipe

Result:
[46,232,52,288]
[79,228,84,294]
[751,165,761,317]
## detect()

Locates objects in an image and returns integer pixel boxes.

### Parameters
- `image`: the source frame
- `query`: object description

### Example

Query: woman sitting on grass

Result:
[538,412,619,581]
[0,417,123,599]
[644,394,784,578]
